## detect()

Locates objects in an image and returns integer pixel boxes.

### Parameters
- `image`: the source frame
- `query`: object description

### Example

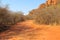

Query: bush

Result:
[29,5,60,25]
[0,7,26,32]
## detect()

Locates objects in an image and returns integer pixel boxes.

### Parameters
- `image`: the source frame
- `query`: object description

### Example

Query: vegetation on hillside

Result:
[28,5,60,25]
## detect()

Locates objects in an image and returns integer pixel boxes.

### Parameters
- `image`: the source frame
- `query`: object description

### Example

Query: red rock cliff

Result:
[29,0,60,15]
[38,0,58,9]
[47,0,57,5]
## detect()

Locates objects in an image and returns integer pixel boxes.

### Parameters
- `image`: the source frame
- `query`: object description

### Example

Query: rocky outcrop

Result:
[29,0,60,15]
[47,0,57,5]
[38,0,58,9]
[38,3,46,9]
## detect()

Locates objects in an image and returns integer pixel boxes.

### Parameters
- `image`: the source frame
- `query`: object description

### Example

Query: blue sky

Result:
[2,0,46,14]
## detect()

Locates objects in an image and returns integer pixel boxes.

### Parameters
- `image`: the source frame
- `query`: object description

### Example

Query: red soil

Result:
[0,20,60,40]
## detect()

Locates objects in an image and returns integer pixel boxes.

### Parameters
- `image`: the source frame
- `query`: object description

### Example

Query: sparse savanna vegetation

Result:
[28,5,60,25]
[0,6,26,32]
[1,0,60,40]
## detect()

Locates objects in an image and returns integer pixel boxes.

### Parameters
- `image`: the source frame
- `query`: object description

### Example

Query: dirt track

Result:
[0,20,60,40]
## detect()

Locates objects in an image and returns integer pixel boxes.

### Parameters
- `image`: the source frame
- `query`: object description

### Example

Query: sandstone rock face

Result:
[39,0,58,9]
[47,0,57,5]
[39,3,46,9]
[29,0,60,15]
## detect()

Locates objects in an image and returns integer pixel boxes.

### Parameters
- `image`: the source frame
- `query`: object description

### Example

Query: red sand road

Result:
[0,20,60,40]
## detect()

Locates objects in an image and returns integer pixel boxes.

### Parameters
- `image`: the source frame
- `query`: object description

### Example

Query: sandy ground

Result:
[0,20,60,40]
